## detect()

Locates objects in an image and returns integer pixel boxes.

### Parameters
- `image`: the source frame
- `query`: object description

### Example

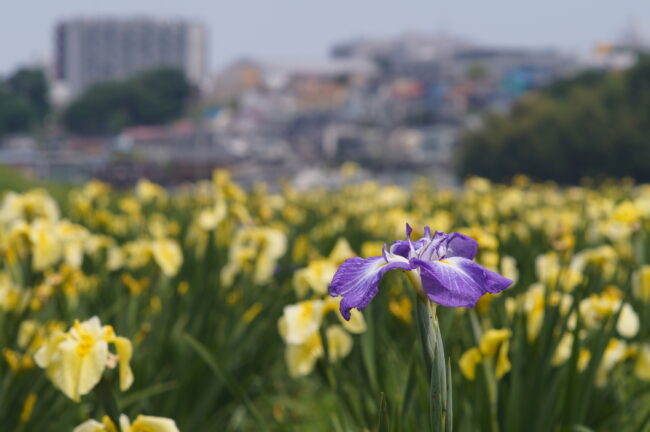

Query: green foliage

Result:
[62,68,190,135]
[0,165,69,202]
[0,68,49,137]
[456,56,650,183]
[7,68,50,121]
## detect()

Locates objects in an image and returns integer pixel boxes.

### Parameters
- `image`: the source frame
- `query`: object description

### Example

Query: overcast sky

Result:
[1,0,649,74]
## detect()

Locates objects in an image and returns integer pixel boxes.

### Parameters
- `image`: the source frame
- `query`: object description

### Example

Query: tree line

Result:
[0,67,190,138]
[456,56,650,183]
[0,68,49,137]
[62,68,191,135]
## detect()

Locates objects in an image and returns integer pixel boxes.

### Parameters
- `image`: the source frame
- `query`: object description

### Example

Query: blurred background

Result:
[1,0,650,188]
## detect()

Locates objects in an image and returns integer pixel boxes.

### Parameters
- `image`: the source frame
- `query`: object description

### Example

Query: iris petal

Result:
[329,256,413,320]
[445,233,479,259]
[412,257,511,307]
[390,239,426,259]
[416,231,446,261]
[389,240,411,258]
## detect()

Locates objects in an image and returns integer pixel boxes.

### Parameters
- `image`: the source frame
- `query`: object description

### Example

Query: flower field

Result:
[1,171,649,431]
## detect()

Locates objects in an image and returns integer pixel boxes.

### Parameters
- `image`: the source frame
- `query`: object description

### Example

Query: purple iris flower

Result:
[329,224,512,320]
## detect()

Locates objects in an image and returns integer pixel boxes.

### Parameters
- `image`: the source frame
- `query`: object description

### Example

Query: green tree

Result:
[62,82,134,135]
[0,91,33,135]
[130,68,190,124]
[456,56,650,183]
[0,67,50,137]
[7,68,50,121]
[62,68,190,135]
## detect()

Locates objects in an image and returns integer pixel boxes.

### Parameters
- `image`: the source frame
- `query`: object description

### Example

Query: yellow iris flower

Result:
[34,316,133,402]
[74,414,179,432]
[152,238,183,277]
[460,329,512,381]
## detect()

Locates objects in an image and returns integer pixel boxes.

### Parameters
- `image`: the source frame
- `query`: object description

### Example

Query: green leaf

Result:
[183,333,269,430]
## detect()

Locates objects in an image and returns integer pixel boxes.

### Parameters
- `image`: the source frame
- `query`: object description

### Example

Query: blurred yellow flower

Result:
[500,256,519,286]
[616,303,639,338]
[107,246,125,271]
[29,219,62,271]
[74,414,179,432]
[460,329,512,381]
[222,227,286,286]
[81,180,110,202]
[198,199,227,231]
[459,347,482,380]
[121,274,150,297]
[18,320,41,350]
[389,296,413,324]
[19,392,37,423]
[0,189,59,223]
[460,328,512,381]
[612,200,641,224]
[579,287,639,338]
[293,259,337,297]
[361,241,384,258]
[285,332,323,378]
[327,238,356,264]
[3,348,35,371]
[495,339,511,379]
[34,316,133,401]
[120,414,179,432]
[635,344,650,381]
[476,293,496,315]
[326,325,353,362]
[177,281,189,295]
[595,338,629,387]
[552,333,574,367]
[291,234,311,263]
[479,329,512,357]
[279,300,324,345]
[578,349,591,372]
[152,238,183,277]
[123,239,153,269]
[243,302,263,324]
[0,272,22,312]
[292,239,356,297]
[58,221,90,269]
[136,178,167,204]
[118,197,141,218]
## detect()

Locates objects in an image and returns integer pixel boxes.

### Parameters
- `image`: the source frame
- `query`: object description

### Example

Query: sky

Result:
[1,0,649,74]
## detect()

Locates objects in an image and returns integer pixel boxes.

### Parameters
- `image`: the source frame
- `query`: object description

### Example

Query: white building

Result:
[54,17,208,98]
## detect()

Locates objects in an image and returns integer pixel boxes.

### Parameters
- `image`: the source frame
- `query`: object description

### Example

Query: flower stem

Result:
[95,377,121,431]
[415,296,452,432]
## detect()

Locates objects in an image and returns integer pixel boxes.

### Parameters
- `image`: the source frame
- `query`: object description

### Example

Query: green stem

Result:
[415,296,452,432]
[95,377,121,431]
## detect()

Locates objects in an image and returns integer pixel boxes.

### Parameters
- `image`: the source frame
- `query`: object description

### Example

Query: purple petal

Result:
[444,233,479,259]
[412,257,511,308]
[390,239,426,259]
[390,240,412,258]
[329,256,413,320]
[416,231,447,261]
